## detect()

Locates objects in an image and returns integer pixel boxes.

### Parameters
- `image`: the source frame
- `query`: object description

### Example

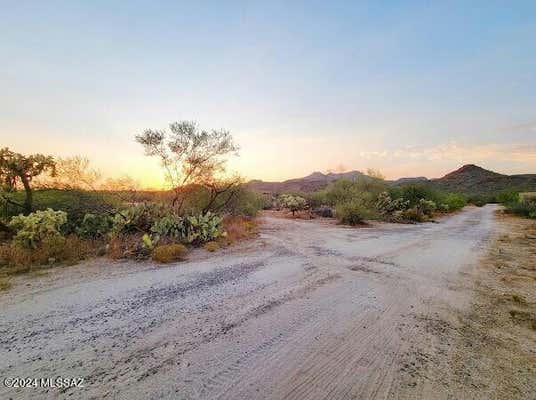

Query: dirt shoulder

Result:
[413,211,536,399]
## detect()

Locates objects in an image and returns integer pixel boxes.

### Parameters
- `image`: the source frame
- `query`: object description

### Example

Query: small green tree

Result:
[0,148,56,214]
[443,193,467,210]
[279,194,307,216]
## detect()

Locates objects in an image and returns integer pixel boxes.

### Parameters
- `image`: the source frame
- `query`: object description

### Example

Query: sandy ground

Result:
[1,205,533,399]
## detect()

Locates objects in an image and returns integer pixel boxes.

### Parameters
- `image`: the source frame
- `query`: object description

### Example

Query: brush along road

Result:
[2,205,521,399]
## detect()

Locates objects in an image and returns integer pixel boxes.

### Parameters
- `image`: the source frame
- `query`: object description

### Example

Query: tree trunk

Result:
[0,220,14,237]
[20,174,32,214]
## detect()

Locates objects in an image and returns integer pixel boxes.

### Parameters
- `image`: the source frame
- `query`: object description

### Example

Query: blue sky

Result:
[2,1,536,186]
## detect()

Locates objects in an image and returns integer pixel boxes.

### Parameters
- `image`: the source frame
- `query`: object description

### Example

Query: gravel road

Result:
[0,205,498,399]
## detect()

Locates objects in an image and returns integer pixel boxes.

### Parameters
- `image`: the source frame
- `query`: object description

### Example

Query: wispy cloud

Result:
[359,142,536,163]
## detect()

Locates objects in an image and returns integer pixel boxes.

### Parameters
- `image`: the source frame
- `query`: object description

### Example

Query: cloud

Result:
[358,142,536,163]
[507,121,536,134]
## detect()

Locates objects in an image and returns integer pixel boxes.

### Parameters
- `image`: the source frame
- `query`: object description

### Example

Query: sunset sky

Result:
[2,1,536,189]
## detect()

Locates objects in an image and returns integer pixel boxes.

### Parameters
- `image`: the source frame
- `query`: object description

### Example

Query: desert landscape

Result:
[1,203,535,399]
[2,2,536,399]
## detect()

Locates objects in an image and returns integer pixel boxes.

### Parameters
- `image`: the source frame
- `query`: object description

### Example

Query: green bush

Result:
[319,178,387,207]
[468,194,487,207]
[400,183,441,207]
[335,200,369,225]
[223,187,266,216]
[507,199,536,219]
[76,213,113,239]
[437,203,450,212]
[496,190,519,205]
[9,209,67,249]
[175,184,265,217]
[443,193,467,210]
[0,189,120,230]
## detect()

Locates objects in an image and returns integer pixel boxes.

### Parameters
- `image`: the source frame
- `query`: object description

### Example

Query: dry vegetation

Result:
[218,215,258,246]
[0,235,104,275]
[152,243,188,263]
[203,241,219,252]
[0,275,11,291]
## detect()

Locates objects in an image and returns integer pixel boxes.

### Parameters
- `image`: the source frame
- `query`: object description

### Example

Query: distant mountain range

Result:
[248,170,366,193]
[248,164,536,195]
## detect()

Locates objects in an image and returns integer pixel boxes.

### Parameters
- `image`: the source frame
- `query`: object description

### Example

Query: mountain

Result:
[390,176,428,185]
[248,164,536,195]
[248,170,365,193]
[430,164,536,195]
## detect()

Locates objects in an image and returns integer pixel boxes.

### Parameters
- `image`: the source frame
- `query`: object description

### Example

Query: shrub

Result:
[0,276,11,291]
[0,235,97,272]
[203,241,219,252]
[403,207,425,222]
[400,183,441,207]
[107,233,149,260]
[9,209,67,249]
[220,187,266,216]
[220,215,257,245]
[496,190,519,205]
[313,206,334,218]
[335,200,369,225]
[417,199,436,217]
[76,213,113,239]
[468,195,487,207]
[0,189,121,231]
[437,203,450,212]
[278,194,307,216]
[507,199,536,219]
[319,178,388,207]
[152,244,188,263]
[443,193,467,211]
[173,184,266,217]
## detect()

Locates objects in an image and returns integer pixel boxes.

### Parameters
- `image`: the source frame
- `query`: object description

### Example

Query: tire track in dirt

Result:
[0,205,500,400]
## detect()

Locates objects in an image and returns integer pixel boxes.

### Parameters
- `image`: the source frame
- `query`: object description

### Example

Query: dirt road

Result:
[0,205,512,399]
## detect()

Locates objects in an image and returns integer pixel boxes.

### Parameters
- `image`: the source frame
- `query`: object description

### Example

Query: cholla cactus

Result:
[278,194,307,216]
[417,199,437,217]
[376,192,409,216]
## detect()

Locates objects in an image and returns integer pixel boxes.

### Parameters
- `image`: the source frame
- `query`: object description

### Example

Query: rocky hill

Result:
[430,164,536,195]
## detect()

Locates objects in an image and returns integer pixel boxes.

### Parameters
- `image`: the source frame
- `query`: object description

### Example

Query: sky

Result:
[1,1,536,188]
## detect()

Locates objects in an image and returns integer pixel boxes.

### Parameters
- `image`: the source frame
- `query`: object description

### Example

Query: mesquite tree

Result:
[136,121,240,213]
[0,147,56,214]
